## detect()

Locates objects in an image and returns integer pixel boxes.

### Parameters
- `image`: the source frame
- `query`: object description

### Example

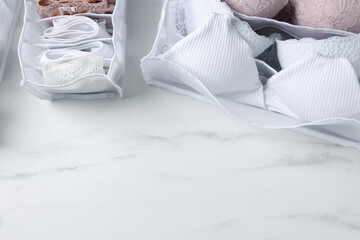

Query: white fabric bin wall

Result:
[0,0,22,83]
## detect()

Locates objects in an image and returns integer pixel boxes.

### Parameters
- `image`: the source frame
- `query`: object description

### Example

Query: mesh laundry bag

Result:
[141,0,360,149]
[18,0,127,100]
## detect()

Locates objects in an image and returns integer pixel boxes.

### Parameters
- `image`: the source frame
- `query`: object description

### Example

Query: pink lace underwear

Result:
[223,0,289,19]
[37,0,115,18]
[223,0,360,33]
[290,0,360,34]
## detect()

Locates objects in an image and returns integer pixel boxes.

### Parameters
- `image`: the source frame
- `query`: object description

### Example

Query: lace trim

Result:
[37,0,111,18]
[223,0,360,33]
[42,55,105,86]
[290,0,360,33]
[166,0,187,36]
[223,0,289,18]
[277,34,360,77]
[233,19,274,57]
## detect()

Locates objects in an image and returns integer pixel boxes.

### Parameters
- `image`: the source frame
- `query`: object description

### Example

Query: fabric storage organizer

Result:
[0,0,22,83]
[18,0,127,100]
[141,0,360,149]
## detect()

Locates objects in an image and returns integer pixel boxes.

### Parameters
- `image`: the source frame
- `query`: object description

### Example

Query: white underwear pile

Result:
[141,0,360,149]
[18,0,127,100]
[41,16,111,44]
[39,41,115,68]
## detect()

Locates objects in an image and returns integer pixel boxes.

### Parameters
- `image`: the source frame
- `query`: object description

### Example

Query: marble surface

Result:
[1,0,360,239]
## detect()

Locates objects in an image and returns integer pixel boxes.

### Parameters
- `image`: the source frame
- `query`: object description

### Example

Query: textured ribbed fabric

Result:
[161,13,265,108]
[165,0,273,57]
[265,55,360,121]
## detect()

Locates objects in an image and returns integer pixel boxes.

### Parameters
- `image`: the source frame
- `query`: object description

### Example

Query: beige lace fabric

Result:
[37,0,115,18]
[223,0,289,18]
[223,0,360,33]
[290,0,360,33]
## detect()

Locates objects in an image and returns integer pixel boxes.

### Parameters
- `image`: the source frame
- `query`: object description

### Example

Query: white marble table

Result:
[1,1,360,239]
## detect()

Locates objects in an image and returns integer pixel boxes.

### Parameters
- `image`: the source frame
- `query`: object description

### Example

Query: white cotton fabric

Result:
[141,0,360,149]
[39,42,114,68]
[42,16,111,45]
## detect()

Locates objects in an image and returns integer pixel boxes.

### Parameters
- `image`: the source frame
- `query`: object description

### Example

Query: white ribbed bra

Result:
[160,0,360,122]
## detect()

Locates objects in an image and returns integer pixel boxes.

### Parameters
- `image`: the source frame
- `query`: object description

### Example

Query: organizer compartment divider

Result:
[18,0,127,100]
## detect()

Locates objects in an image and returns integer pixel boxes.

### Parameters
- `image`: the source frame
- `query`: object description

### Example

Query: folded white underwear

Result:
[39,41,114,68]
[42,16,111,44]
[42,55,105,86]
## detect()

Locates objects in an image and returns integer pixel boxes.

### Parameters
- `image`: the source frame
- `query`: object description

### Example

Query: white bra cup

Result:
[179,0,273,57]
[39,42,114,68]
[42,16,111,44]
[277,34,360,77]
[161,13,265,108]
[265,55,360,122]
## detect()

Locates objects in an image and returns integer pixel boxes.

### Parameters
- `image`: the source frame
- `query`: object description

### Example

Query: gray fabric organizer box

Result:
[18,0,127,100]
[0,0,23,83]
[141,0,360,149]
